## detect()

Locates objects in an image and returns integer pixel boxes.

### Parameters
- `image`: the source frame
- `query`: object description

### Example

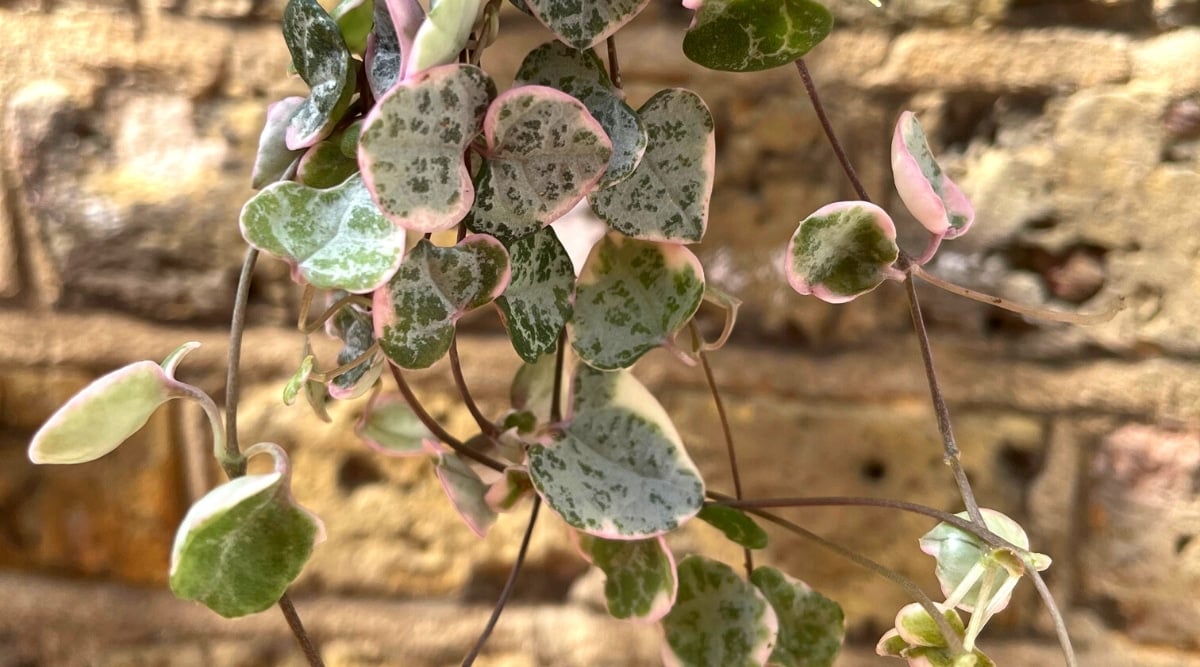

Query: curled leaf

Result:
[251,97,306,189]
[435,452,497,537]
[892,111,975,240]
[283,0,356,149]
[785,201,900,304]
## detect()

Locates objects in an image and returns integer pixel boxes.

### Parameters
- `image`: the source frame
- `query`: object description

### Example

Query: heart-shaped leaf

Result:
[495,227,575,363]
[169,443,324,618]
[327,301,384,399]
[577,533,677,622]
[525,0,650,50]
[252,97,306,189]
[28,342,201,465]
[515,41,647,188]
[572,233,705,370]
[283,0,356,149]
[662,555,778,667]
[697,505,767,550]
[892,111,975,240]
[373,236,511,369]
[405,0,481,79]
[682,0,833,72]
[751,567,845,667]
[785,201,899,304]
[590,89,715,243]
[240,174,406,294]
[358,64,495,233]
[356,391,438,455]
[467,86,612,244]
[296,138,359,188]
[527,366,705,538]
[436,451,497,537]
[330,0,373,54]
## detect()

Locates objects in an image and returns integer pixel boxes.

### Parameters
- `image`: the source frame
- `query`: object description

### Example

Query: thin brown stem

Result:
[911,265,1123,325]
[388,362,505,472]
[1027,567,1078,667]
[222,248,257,478]
[299,293,372,334]
[794,59,870,202]
[461,497,541,667]
[450,336,500,438]
[606,35,622,89]
[277,594,325,667]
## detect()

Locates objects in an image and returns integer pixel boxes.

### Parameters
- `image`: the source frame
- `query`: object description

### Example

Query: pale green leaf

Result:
[374,236,511,369]
[436,452,497,537]
[683,0,833,72]
[589,89,714,243]
[283,354,315,406]
[572,233,705,370]
[240,174,406,294]
[330,0,373,54]
[697,505,768,550]
[662,555,778,667]
[358,64,496,233]
[406,0,481,77]
[524,0,650,49]
[496,227,575,363]
[751,567,844,667]
[252,97,306,189]
[296,139,358,189]
[577,533,677,622]
[356,391,436,455]
[785,201,899,304]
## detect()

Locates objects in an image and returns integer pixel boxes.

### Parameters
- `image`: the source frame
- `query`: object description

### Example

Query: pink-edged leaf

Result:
[28,342,200,465]
[467,86,612,244]
[785,201,900,304]
[373,235,511,369]
[365,0,422,96]
[283,0,356,149]
[435,451,497,537]
[525,0,650,49]
[577,533,677,623]
[252,97,306,189]
[485,466,533,512]
[358,64,495,232]
[356,391,438,456]
[892,111,975,239]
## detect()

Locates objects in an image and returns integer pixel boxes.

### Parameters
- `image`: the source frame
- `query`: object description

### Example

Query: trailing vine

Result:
[26,0,1127,665]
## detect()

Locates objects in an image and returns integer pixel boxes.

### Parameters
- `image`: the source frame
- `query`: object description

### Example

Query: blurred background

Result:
[2,0,1199,664]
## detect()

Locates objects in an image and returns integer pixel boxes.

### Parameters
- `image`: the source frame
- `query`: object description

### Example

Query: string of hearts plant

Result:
[27,0,1122,665]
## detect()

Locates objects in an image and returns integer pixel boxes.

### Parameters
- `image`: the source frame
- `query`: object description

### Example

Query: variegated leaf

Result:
[892,111,975,239]
[515,41,646,188]
[785,201,899,304]
[485,467,533,512]
[697,504,767,550]
[356,391,437,456]
[527,366,705,538]
[405,0,481,79]
[662,555,778,667]
[572,233,705,370]
[327,301,384,399]
[751,567,844,667]
[252,97,306,189]
[240,174,406,293]
[577,533,677,622]
[509,352,570,424]
[365,0,419,97]
[296,138,358,188]
[282,354,315,406]
[283,0,355,149]
[495,227,575,363]
[373,236,511,369]
[467,86,612,244]
[682,0,833,72]
[436,452,497,537]
[330,0,373,54]
[358,64,495,233]
[169,443,324,618]
[590,89,714,243]
[525,0,650,49]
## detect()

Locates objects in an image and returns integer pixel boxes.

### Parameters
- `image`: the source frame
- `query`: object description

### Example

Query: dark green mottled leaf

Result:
[374,236,511,369]
[785,201,899,304]
[515,41,646,188]
[283,0,355,148]
[577,533,677,622]
[572,233,705,370]
[697,504,768,550]
[683,0,833,72]
[590,89,714,243]
[751,567,844,667]
[495,227,574,363]
[525,0,650,49]
[662,555,778,666]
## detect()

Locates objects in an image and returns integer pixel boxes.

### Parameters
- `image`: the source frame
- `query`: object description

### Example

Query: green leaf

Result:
[435,451,498,537]
[495,227,575,363]
[509,352,569,424]
[296,138,359,188]
[406,0,481,78]
[327,300,384,399]
[169,443,323,618]
[682,0,833,72]
[358,64,496,233]
[252,97,306,189]
[28,343,200,465]
[524,0,650,49]
[590,89,715,243]
[572,233,706,370]
[330,0,373,54]
[467,86,612,244]
[240,174,407,294]
[485,467,533,512]
[662,555,778,667]
[751,567,844,667]
[365,0,412,96]
[577,533,677,622]
[282,354,315,406]
[697,505,768,550]
[374,236,511,369]
[892,111,975,239]
[356,391,437,455]
[527,366,705,538]
[283,0,355,148]
[515,41,647,188]
[785,201,899,304]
